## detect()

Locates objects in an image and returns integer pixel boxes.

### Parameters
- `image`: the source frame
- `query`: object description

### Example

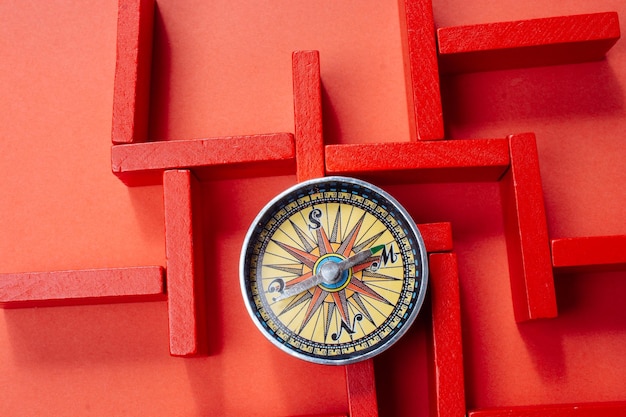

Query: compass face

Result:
[240,177,428,365]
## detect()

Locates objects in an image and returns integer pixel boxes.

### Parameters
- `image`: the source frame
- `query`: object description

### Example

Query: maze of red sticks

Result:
[1,1,624,416]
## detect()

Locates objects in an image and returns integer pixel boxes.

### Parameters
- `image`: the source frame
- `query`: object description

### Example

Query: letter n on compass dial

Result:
[240,177,428,365]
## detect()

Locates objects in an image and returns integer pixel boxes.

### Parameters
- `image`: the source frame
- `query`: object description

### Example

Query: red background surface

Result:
[1,0,624,416]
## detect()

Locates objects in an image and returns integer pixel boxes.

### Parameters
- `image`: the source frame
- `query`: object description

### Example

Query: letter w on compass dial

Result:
[260,202,405,345]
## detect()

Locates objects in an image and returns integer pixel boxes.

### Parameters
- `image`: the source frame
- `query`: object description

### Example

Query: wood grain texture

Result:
[325,139,510,182]
[0,266,165,308]
[500,133,557,322]
[420,222,454,253]
[345,360,379,417]
[163,170,206,356]
[398,0,444,140]
[111,132,295,185]
[551,235,626,272]
[438,12,621,73]
[293,51,325,182]
[111,0,154,143]
[469,401,626,417]
[429,253,465,417]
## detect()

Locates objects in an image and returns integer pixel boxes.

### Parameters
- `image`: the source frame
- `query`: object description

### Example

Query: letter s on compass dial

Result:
[240,176,428,365]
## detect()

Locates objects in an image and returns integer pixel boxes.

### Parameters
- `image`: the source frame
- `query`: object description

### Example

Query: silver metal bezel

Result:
[239,176,428,365]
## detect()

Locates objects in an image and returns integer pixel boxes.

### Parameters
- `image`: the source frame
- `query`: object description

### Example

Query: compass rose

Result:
[241,176,427,364]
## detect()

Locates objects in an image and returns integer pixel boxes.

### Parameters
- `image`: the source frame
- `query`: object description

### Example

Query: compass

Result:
[240,176,428,365]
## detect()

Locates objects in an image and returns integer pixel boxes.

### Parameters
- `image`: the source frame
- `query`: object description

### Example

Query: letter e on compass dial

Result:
[240,176,428,365]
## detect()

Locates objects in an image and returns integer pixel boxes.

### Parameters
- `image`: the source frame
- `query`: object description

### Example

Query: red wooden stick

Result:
[551,235,626,272]
[345,359,379,417]
[293,51,325,182]
[111,132,295,185]
[0,266,164,308]
[325,139,510,182]
[163,170,207,356]
[469,401,626,417]
[288,415,346,417]
[500,133,557,322]
[420,222,454,253]
[398,0,444,140]
[111,0,155,143]
[429,253,466,417]
[438,12,621,73]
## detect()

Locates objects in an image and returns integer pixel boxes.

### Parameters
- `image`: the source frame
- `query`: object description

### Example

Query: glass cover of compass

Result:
[240,176,428,365]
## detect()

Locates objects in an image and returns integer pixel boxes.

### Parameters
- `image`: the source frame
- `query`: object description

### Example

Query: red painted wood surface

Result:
[419,222,453,253]
[111,132,295,185]
[551,235,626,272]
[345,360,379,417]
[469,401,626,417]
[0,266,164,308]
[292,415,345,417]
[325,139,510,182]
[163,170,207,357]
[398,0,444,140]
[438,12,621,73]
[2,0,625,415]
[111,0,154,143]
[429,253,465,417]
[500,133,557,322]
[293,50,325,181]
